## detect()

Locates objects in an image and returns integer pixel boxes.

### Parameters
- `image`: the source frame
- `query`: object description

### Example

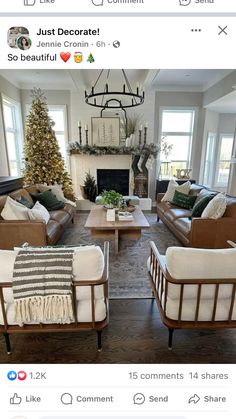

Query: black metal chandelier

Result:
[84,69,145,110]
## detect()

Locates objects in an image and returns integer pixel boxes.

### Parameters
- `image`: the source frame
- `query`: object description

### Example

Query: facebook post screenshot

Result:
[1,0,236,418]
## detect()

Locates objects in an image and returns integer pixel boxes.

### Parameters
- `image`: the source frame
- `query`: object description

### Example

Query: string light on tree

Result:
[23,88,75,199]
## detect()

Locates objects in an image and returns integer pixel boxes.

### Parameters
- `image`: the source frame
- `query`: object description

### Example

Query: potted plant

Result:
[83,172,97,202]
[100,190,123,209]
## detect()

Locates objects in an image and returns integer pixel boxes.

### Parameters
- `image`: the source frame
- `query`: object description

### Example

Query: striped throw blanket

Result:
[12,248,75,325]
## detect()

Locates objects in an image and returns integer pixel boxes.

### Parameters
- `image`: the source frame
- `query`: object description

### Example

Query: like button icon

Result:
[10,393,22,405]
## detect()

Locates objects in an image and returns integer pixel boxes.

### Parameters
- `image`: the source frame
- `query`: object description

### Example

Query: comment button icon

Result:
[61,393,73,405]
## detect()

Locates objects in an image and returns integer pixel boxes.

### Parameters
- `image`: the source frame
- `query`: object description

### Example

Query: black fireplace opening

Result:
[97,169,129,195]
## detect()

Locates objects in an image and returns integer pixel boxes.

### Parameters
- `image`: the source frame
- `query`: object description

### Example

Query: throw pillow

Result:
[16,196,34,209]
[201,193,227,219]
[172,190,197,210]
[39,183,77,208]
[28,201,50,224]
[30,190,65,211]
[1,196,29,220]
[191,194,215,217]
[161,179,191,202]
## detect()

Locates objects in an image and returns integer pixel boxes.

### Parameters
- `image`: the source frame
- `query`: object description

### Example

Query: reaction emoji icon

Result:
[60,52,71,63]
[87,53,95,63]
[74,52,83,63]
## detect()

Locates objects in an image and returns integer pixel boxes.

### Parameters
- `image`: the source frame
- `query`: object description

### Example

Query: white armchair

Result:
[148,241,236,349]
[0,242,109,354]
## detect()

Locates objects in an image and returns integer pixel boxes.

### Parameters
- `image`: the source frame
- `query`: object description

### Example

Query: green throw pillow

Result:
[191,194,215,217]
[16,196,34,209]
[30,190,65,211]
[172,190,197,210]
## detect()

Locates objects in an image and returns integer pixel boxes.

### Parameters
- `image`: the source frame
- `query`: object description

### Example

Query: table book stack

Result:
[118,212,134,221]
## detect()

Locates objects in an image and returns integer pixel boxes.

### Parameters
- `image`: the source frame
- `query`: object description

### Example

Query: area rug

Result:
[59,212,181,298]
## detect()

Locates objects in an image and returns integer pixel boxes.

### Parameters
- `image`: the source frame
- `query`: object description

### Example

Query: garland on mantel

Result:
[68,142,159,157]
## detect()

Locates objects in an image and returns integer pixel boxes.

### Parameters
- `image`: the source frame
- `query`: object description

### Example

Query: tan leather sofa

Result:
[156,184,236,248]
[0,186,76,250]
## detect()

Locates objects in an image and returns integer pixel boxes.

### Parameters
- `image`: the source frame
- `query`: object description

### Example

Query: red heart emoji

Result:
[18,371,27,381]
[60,52,71,63]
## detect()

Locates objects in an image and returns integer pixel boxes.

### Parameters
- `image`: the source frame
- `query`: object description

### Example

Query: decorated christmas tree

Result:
[23,88,75,199]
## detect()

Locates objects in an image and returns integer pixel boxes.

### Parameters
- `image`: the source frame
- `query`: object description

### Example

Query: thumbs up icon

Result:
[24,0,36,5]
[10,393,22,405]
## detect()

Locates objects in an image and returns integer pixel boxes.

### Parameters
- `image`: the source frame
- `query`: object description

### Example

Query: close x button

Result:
[218,25,228,35]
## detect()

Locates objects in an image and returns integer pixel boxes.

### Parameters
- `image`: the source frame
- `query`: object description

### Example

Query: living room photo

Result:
[0,68,236,364]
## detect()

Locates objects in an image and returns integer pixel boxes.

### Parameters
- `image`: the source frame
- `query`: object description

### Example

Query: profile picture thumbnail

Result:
[7,26,31,50]
[17,35,32,50]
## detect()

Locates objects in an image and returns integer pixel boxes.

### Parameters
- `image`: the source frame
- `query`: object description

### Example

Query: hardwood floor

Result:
[1,299,236,364]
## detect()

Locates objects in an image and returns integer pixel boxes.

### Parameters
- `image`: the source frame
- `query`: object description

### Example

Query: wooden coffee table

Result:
[85,205,150,254]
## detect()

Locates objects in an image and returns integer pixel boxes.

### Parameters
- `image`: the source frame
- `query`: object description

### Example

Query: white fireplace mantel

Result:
[71,154,133,198]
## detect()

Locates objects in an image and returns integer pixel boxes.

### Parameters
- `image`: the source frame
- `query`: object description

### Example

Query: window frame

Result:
[48,104,69,166]
[202,131,217,188]
[214,133,234,188]
[158,106,198,179]
[2,94,24,177]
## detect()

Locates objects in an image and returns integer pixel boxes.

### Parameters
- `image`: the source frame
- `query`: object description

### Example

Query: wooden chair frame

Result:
[0,242,109,355]
[149,241,236,349]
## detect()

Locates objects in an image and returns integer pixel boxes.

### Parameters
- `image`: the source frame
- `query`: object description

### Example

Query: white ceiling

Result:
[152,69,233,92]
[0,69,235,113]
[205,90,236,113]
[0,69,233,93]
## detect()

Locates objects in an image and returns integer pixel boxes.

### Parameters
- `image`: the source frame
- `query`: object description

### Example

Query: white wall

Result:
[218,114,236,134]
[70,87,157,199]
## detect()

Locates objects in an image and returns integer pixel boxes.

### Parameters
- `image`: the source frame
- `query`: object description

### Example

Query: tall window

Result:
[215,134,234,187]
[48,105,68,167]
[159,108,195,179]
[2,96,23,176]
[203,132,217,187]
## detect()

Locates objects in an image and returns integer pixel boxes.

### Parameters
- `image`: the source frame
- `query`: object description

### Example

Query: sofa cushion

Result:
[157,201,172,215]
[10,188,34,206]
[46,220,62,244]
[31,190,65,211]
[165,297,235,322]
[161,179,191,202]
[201,193,227,219]
[1,196,29,221]
[63,203,75,217]
[173,217,191,236]
[166,246,236,280]
[28,201,50,224]
[194,187,217,206]
[172,190,196,210]
[0,195,7,215]
[0,245,104,303]
[164,207,192,222]
[191,194,215,217]
[189,184,204,196]
[16,196,34,209]
[224,202,236,218]
[49,209,71,226]
[38,184,77,208]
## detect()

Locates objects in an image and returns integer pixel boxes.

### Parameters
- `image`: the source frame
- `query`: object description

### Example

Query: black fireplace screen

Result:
[97,169,129,195]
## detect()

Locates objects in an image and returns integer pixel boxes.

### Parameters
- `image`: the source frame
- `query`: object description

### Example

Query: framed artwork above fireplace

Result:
[91,117,120,147]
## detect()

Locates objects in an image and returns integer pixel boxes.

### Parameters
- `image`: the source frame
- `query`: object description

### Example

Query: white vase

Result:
[126,137,131,147]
